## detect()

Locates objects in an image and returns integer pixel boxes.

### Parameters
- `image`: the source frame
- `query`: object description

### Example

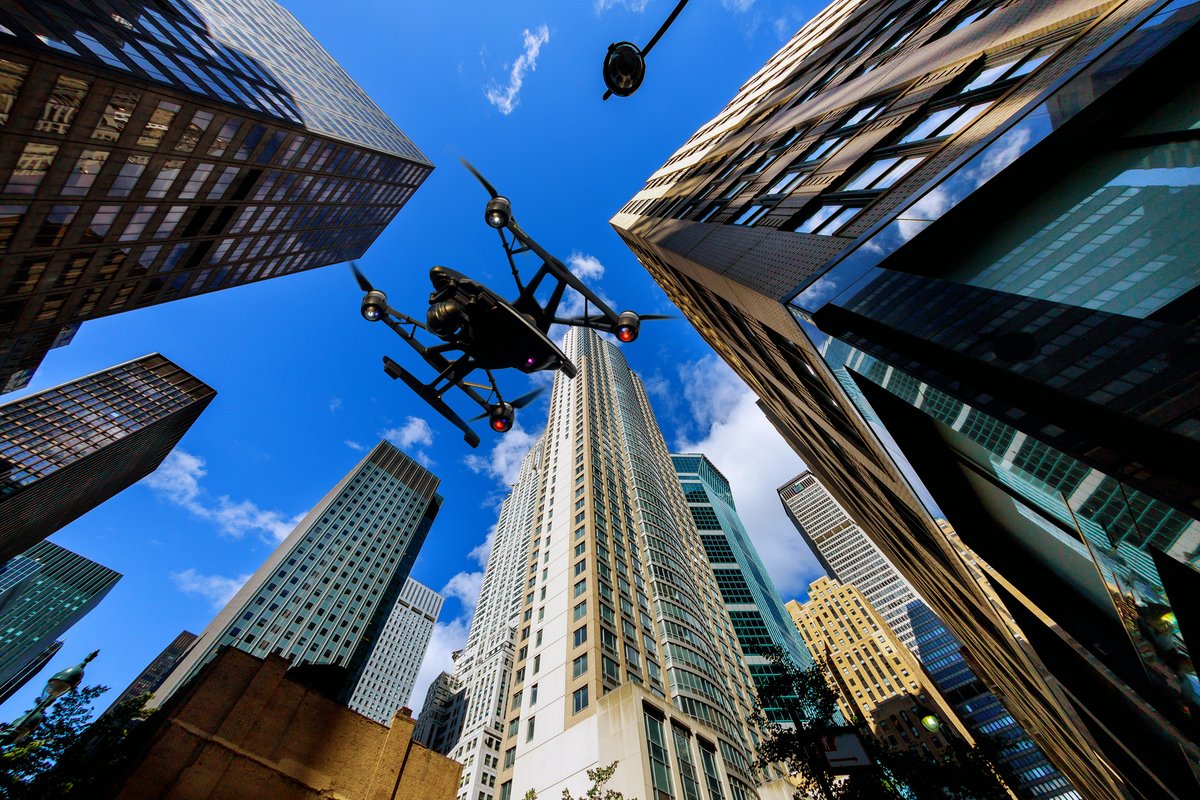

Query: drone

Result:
[353,159,670,448]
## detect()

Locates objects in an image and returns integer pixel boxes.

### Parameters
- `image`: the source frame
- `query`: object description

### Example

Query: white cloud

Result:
[566,251,604,282]
[171,568,250,609]
[143,450,303,542]
[595,0,650,14]
[442,570,485,613]
[898,186,952,242]
[381,416,435,449]
[721,0,757,12]
[675,356,824,599]
[463,423,539,486]
[485,25,550,115]
[344,440,365,452]
[468,524,498,566]
[408,617,469,716]
[329,397,342,413]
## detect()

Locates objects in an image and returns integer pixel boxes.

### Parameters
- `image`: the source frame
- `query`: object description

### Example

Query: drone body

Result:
[352,160,669,448]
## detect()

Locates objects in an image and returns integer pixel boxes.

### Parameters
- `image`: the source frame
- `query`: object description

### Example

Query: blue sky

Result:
[0,0,833,721]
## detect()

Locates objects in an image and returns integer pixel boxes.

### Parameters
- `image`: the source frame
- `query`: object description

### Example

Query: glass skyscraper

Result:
[779,471,1076,799]
[0,352,215,561]
[0,539,120,693]
[0,0,432,392]
[613,1,1200,794]
[152,440,442,708]
[671,452,812,723]
[104,629,197,713]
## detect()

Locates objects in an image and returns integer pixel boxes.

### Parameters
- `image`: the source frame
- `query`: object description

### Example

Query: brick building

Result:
[107,646,460,800]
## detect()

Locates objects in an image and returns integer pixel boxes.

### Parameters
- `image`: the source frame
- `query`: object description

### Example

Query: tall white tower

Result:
[450,329,792,800]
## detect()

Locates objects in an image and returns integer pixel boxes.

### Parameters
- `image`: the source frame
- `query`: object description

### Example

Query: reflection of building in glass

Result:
[348,577,444,725]
[613,1,1200,795]
[105,630,198,713]
[152,441,442,710]
[0,540,120,694]
[0,0,432,392]
[779,471,1074,799]
[788,577,969,758]
[671,453,813,724]
[448,329,793,800]
[0,353,215,561]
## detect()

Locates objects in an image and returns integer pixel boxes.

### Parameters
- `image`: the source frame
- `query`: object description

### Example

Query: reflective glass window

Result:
[6,143,58,195]
[62,150,109,197]
[37,75,89,135]
[91,88,141,142]
[0,59,29,127]
[137,100,181,148]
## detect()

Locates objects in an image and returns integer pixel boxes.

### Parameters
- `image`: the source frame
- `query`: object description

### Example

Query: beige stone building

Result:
[108,647,460,800]
[788,577,969,757]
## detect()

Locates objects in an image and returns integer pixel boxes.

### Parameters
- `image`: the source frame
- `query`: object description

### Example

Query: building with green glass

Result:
[0,540,119,695]
[670,453,812,723]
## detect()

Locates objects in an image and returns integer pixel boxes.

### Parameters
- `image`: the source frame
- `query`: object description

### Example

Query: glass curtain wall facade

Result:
[779,470,1075,799]
[670,453,812,723]
[612,1,1200,795]
[0,0,432,392]
[105,629,197,712]
[151,440,442,707]
[0,352,214,561]
[0,539,120,692]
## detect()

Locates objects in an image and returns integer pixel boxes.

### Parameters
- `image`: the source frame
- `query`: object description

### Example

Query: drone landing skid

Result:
[382,356,481,448]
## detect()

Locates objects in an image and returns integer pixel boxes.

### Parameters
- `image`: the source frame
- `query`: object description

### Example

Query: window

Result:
[573,653,589,678]
[898,100,992,145]
[572,686,589,713]
[574,579,587,597]
[791,202,864,235]
[526,717,536,741]
[574,625,588,647]
[533,655,541,674]
[645,712,674,800]
[530,684,538,704]
[574,559,587,576]
[574,601,587,620]
[673,729,702,800]
[603,656,620,683]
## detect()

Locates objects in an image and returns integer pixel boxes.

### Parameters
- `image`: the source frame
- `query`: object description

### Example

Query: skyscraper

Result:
[780,470,1076,799]
[0,640,61,705]
[105,630,197,713]
[449,329,793,800]
[0,353,214,561]
[413,671,465,756]
[612,1,1200,794]
[670,453,812,722]
[0,540,120,692]
[788,577,969,757]
[348,577,444,725]
[152,440,442,709]
[0,0,432,392]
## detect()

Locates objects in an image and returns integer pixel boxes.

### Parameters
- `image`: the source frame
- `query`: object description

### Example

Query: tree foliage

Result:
[0,686,154,799]
[521,760,630,800]
[750,647,1011,800]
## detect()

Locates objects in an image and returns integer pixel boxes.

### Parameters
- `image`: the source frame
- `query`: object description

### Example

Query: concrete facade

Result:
[109,647,460,800]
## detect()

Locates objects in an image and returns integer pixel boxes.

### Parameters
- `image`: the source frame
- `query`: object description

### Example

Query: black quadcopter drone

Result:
[352,159,669,448]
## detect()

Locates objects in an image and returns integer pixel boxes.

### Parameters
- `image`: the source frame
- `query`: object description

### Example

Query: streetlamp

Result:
[602,0,690,99]
[1,650,99,744]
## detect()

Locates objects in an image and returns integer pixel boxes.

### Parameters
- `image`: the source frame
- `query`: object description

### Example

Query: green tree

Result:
[750,647,1011,800]
[520,760,630,800]
[0,686,154,799]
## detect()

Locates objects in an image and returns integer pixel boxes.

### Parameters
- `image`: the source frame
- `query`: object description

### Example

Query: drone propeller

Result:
[350,261,375,293]
[469,387,545,421]
[460,157,500,198]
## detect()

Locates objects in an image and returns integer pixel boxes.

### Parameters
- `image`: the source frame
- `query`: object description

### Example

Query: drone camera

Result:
[428,299,467,338]
[361,290,387,322]
[603,42,646,97]
[485,196,512,229]
[616,310,640,343]
[489,402,515,433]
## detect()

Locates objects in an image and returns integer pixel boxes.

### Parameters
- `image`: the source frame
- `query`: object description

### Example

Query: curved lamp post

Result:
[1,650,99,744]
[602,0,690,99]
